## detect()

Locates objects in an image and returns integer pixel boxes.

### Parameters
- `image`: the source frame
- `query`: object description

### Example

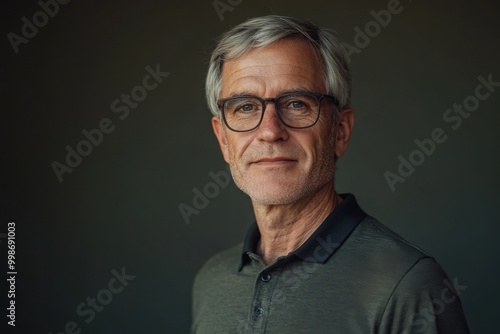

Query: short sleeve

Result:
[378,257,469,334]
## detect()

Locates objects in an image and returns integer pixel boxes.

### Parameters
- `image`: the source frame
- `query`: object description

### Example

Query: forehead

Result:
[220,38,325,97]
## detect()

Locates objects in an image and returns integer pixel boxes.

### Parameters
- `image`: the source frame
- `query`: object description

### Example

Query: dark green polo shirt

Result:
[191,194,469,333]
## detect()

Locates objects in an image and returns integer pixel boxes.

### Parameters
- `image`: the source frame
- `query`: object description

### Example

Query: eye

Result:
[291,100,306,109]
[238,103,256,112]
[224,97,261,114]
[232,100,260,114]
[284,99,310,111]
[279,93,318,112]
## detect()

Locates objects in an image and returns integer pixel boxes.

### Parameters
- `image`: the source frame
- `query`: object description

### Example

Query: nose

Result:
[256,101,289,142]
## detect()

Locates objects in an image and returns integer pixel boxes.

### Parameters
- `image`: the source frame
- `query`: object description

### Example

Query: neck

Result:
[252,183,340,265]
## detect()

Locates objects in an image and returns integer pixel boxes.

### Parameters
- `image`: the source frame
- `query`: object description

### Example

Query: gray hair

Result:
[206,15,351,116]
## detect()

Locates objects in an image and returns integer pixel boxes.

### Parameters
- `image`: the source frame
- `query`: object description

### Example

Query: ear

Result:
[212,116,230,164]
[335,108,354,158]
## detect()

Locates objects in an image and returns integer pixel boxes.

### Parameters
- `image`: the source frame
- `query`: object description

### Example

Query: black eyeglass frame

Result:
[217,92,339,132]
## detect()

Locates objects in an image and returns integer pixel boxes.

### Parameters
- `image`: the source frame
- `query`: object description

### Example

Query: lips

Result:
[252,157,297,165]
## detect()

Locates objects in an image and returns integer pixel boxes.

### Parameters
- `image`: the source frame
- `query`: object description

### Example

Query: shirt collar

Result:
[238,193,366,271]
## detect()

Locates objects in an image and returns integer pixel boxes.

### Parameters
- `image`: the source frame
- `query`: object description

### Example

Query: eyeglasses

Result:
[217,91,339,132]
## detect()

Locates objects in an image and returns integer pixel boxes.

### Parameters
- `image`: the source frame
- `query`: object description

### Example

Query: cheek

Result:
[307,130,336,165]
[299,122,334,153]
[226,135,252,161]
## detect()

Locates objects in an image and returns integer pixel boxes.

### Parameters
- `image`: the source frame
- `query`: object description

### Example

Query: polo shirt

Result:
[191,194,469,333]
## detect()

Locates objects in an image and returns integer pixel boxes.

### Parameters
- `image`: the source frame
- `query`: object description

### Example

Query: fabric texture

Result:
[191,194,469,334]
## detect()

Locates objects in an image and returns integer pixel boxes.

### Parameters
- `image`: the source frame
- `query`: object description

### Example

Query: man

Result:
[192,15,469,333]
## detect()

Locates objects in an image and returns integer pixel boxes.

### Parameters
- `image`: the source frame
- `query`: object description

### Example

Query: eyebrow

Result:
[224,88,314,99]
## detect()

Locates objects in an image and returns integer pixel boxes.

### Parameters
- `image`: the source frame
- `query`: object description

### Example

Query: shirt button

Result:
[261,273,271,282]
[255,307,264,317]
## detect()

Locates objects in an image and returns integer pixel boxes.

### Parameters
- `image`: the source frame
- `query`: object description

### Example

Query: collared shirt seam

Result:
[375,255,433,333]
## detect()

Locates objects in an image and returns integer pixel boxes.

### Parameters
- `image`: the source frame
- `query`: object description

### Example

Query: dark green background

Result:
[3,0,499,332]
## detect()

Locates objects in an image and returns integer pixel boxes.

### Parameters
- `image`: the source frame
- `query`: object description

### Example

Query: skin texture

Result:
[212,38,354,264]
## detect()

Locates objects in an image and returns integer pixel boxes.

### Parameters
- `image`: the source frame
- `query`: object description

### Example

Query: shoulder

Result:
[378,256,469,332]
[348,215,431,265]
[344,216,469,331]
[334,215,442,296]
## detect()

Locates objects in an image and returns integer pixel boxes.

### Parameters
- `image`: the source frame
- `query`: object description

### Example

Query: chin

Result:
[238,182,311,206]
[234,171,335,206]
[249,194,298,205]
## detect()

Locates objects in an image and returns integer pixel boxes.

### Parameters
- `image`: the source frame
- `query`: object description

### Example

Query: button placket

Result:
[246,258,286,332]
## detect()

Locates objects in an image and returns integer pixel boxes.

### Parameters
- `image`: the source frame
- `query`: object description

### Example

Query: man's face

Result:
[212,38,351,205]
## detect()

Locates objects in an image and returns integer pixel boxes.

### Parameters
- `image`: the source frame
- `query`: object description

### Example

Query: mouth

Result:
[252,157,297,166]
